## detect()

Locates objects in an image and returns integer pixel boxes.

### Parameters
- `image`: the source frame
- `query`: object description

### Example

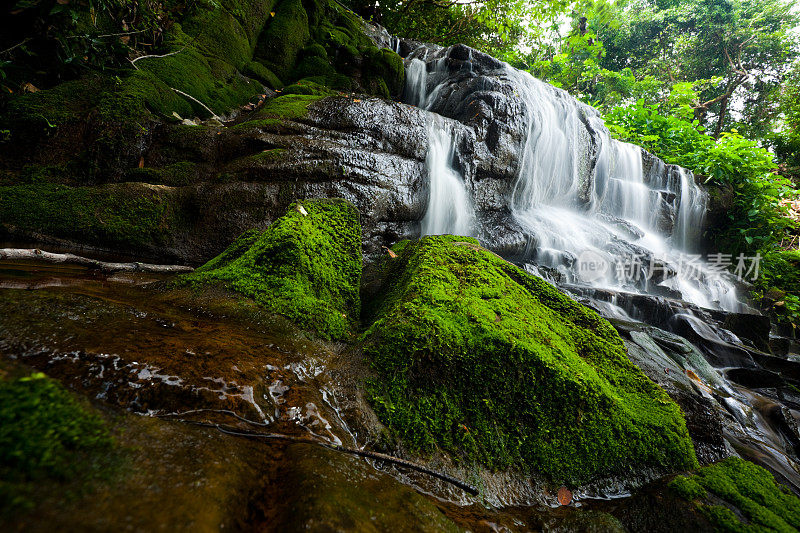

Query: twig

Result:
[1,37,32,56]
[67,30,147,39]
[160,413,479,495]
[170,88,221,120]
[0,248,194,274]
[130,46,186,65]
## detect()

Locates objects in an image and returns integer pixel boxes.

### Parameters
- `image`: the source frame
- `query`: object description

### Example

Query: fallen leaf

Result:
[296,204,308,216]
[557,486,572,506]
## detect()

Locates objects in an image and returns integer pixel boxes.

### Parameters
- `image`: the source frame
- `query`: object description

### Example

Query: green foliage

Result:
[180,198,362,340]
[0,0,181,99]
[527,0,799,138]
[344,0,570,61]
[753,250,800,327]
[769,60,800,184]
[0,372,113,512]
[670,457,800,532]
[605,101,798,254]
[363,236,697,484]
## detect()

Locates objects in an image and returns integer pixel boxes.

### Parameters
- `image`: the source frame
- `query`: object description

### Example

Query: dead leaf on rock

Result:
[557,486,572,506]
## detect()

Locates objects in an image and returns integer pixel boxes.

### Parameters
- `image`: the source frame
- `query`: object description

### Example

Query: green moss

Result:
[292,54,338,81]
[180,199,362,340]
[0,183,181,248]
[0,372,113,512]
[136,36,262,118]
[362,236,698,484]
[125,162,200,186]
[256,93,326,119]
[243,61,284,90]
[669,474,708,500]
[281,79,342,96]
[256,0,312,81]
[670,457,800,532]
[232,92,325,131]
[364,48,405,96]
[98,70,194,122]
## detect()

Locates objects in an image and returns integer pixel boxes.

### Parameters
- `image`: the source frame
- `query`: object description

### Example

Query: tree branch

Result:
[0,248,194,274]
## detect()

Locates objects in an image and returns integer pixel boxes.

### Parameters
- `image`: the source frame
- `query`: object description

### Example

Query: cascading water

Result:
[504,67,741,312]
[420,119,474,236]
[406,51,740,311]
[405,56,475,237]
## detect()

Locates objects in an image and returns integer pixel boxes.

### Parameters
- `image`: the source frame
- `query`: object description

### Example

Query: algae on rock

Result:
[363,235,698,485]
[669,457,800,532]
[180,198,362,340]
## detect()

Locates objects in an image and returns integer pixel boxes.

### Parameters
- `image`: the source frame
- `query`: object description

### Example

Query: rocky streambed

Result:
[0,260,744,531]
[1,201,799,531]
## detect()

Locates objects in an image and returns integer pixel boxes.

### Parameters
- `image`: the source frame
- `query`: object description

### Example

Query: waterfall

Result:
[402,46,740,312]
[420,119,474,236]
[405,56,475,237]
[505,67,740,311]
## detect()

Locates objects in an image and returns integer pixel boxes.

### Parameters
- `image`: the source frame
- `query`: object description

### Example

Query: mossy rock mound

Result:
[669,457,800,532]
[363,235,698,485]
[0,371,114,513]
[0,182,185,250]
[180,198,361,340]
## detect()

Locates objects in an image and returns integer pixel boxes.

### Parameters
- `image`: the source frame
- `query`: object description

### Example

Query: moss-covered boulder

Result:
[0,182,185,250]
[0,371,114,512]
[669,457,800,532]
[363,235,698,485]
[180,198,361,340]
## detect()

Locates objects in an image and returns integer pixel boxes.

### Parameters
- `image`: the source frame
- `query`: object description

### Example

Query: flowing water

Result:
[406,57,475,237]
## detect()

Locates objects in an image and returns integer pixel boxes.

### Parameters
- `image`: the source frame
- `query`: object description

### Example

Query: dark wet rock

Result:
[725,367,786,389]
[723,312,772,352]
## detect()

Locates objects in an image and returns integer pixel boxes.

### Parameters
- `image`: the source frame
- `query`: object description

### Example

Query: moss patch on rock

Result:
[179,199,362,340]
[0,183,183,249]
[0,371,114,513]
[669,457,800,532]
[362,236,698,485]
